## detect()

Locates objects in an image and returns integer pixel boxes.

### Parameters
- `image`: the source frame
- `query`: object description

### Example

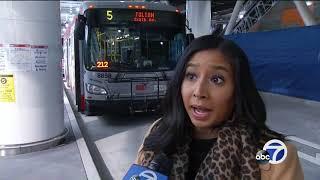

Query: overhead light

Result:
[306,1,313,6]
[238,10,245,19]
[118,29,121,33]
[76,7,80,12]
[223,24,226,29]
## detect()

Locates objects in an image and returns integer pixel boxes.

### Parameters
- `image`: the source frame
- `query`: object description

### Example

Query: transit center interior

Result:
[0,1,319,180]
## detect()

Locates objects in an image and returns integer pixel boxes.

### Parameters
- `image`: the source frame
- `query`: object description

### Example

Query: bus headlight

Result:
[86,83,107,95]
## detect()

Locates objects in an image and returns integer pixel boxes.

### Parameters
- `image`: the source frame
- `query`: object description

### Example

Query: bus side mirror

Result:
[186,33,194,45]
[75,15,86,40]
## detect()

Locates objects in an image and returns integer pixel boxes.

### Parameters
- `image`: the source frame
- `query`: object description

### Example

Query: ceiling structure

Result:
[168,0,243,29]
[60,1,82,35]
[167,0,238,14]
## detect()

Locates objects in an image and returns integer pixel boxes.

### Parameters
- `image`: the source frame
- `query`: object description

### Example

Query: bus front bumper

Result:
[86,96,164,112]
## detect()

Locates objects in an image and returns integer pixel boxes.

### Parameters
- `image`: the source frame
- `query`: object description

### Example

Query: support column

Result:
[293,1,317,26]
[186,0,211,38]
[0,1,66,156]
[225,0,245,35]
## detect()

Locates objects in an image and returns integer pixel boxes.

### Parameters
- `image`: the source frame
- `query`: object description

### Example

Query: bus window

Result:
[85,25,184,72]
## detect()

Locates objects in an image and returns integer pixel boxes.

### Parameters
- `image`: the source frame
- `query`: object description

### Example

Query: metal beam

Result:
[225,0,245,35]
[293,1,317,26]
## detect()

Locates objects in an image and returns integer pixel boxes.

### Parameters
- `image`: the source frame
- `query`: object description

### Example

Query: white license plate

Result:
[153,85,167,91]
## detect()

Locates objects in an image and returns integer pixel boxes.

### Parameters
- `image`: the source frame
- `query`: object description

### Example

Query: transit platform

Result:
[0,91,319,180]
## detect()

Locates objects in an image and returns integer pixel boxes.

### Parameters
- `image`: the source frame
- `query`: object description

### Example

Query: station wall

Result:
[227,25,320,101]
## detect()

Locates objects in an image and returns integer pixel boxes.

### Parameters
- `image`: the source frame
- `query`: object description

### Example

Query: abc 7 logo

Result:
[130,170,158,180]
[256,139,287,165]
[256,150,270,164]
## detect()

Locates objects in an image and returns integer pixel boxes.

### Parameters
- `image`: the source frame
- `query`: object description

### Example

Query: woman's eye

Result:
[185,72,196,80]
[211,75,224,85]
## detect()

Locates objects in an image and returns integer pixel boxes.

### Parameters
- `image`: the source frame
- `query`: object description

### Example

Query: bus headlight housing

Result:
[86,83,107,95]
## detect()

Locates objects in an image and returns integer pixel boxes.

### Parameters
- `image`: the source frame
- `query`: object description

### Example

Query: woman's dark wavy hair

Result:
[143,34,284,153]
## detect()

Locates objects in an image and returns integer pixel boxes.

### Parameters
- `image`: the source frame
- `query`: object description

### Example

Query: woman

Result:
[135,35,303,179]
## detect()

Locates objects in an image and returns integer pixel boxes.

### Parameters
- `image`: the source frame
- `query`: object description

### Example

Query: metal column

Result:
[293,1,317,26]
[225,0,245,35]
[186,0,211,38]
[0,1,66,156]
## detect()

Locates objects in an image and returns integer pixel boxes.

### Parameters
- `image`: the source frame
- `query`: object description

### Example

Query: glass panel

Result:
[85,25,185,72]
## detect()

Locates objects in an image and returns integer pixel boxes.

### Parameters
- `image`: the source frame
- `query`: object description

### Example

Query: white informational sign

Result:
[31,45,48,72]
[0,44,7,72]
[0,44,48,72]
[8,44,32,72]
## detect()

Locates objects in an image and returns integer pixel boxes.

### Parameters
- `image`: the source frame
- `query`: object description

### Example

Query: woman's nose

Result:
[193,93,206,99]
[193,80,208,99]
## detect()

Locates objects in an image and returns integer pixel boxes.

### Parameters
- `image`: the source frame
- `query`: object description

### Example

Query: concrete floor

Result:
[1,91,319,180]
[90,92,320,180]
[262,92,320,180]
[0,106,87,180]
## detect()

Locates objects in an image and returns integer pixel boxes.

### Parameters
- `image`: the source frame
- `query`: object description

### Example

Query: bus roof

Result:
[80,1,179,14]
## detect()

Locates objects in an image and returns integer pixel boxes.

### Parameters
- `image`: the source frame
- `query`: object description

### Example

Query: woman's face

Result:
[181,49,235,136]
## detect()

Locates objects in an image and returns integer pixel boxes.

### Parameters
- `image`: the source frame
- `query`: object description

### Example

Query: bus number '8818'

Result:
[97,73,111,79]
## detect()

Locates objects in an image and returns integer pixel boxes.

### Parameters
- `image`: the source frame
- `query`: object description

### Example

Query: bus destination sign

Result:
[133,11,156,23]
[105,9,156,23]
[86,8,184,27]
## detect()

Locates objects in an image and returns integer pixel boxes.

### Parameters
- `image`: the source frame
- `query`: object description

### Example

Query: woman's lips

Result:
[191,106,212,121]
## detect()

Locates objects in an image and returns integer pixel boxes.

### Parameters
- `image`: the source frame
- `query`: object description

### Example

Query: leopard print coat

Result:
[136,120,278,180]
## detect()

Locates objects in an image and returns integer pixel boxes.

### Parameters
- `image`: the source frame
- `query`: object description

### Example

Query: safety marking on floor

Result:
[287,136,320,150]
[63,92,101,180]
[287,136,320,166]
[297,152,320,166]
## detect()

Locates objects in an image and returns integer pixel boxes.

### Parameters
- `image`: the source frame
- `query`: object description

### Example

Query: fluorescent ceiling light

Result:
[306,1,313,6]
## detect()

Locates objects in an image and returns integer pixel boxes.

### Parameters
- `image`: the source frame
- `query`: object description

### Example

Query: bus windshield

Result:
[85,25,186,72]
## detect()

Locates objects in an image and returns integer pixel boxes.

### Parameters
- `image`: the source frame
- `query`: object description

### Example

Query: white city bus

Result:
[63,1,190,115]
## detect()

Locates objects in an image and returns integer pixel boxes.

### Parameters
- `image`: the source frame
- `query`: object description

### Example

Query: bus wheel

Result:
[85,100,96,116]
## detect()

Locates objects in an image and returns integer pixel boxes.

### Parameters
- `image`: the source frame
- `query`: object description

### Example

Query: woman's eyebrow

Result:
[186,63,230,73]
[186,62,199,68]
[209,65,230,73]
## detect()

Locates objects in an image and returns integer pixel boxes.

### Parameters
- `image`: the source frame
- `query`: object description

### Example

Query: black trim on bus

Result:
[86,98,162,112]
[74,35,81,111]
